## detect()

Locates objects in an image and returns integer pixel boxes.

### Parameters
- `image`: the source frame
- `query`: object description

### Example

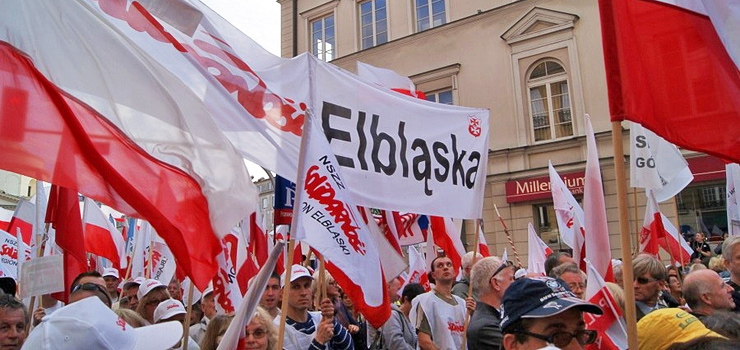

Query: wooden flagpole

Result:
[318,256,327,301]
[460,218,481,350]
[276,236,296,350]
[181,282,195,350]
[493,204,522,267]
[633,187,640,255]
[612,121,638,350]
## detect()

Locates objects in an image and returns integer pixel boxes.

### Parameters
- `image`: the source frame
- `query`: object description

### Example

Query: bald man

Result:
[683,269,735,320]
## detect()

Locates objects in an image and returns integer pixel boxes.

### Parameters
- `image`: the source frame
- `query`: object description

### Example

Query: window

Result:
[425,89,453,105]
[262,197,269,209]
[359,0,387,49]
[311,15,335,61]
[415,0,445,32]
[527,60,572,142]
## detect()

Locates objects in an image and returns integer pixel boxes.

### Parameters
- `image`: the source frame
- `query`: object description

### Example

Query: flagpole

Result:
[632,187,640,255]
[493,204,522,268]
[276,237,296,350]
[460,218,481,350]
[123,220,138,281]
[611,121,638,350]
[181,282,195,350]
[318,256,327,301]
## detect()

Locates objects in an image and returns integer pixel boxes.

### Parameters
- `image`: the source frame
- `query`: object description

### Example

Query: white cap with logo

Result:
[280,264,314,287]
[137,279,166,300]
[102,268,120,279]
[153,299,186,323]
[21,297,182,350]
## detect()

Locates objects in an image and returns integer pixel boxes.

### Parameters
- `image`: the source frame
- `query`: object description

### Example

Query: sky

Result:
[200,0,281,179]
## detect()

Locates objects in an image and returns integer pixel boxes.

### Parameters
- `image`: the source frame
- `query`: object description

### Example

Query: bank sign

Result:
[505,171,585,203]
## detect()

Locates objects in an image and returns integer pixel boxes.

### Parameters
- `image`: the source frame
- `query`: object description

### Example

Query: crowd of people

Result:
[0,233,737,349]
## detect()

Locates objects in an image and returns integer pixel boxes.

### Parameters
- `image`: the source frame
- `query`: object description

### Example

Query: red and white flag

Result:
[429,216,466,273]
[213,227,255,314]
[359,208,407,280]
[584,115,614,282]
[46,185,88,304]
[584,260,628,350]
[357,61,425,99]
[379,210,405,256]
[406,245,431,292]
[150,233,177,286]
[8,200,35,246]
[398,214,426,246]
[130,221,153,279]
[477,225,491,257]
[599,0,740,163]
[0,229,31,280]
[0,208,13,233]
[549,161,586,270]
[0,1,258,290]
[640,190,692,264]
[292,115,390,328]
[527,223,553,276]
[727,164,740,236]
[82,198,127,269]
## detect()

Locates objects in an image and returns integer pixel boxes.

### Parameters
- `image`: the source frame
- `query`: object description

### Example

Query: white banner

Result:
[0,229,31,280]
[727,164,740,236]
[630,122,693,202]
[19,254,64,299]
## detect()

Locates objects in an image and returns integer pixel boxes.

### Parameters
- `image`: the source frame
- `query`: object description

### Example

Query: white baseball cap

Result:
[137,279,166,300]
[280,264,314,287]
[102,268,120,279]
[153,299,186,323]
[21,297,182,350]
[123,276,147,290]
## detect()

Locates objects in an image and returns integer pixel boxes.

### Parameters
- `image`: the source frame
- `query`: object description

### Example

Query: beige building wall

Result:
[278,0,720,264]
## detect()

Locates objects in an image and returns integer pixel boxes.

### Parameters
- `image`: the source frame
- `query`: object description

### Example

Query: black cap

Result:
[500,277,602,332]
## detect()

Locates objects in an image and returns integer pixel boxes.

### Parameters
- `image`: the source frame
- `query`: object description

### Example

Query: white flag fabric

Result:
[727,164,740,236]
[549,161,586,269]
[130,221,152,279]
[527,223,553,276]
[149,236,176,287]
[360,208,408,280]
[629,122,693,202]
[584,260,628,350]
[357,61,416,94]
[291,115,390,328]
[406,245,431,291]
[0,229,31,280]
[584,115,614,282]
[640,190,693,264]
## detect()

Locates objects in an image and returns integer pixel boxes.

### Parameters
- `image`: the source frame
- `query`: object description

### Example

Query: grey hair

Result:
[470,256,502,297]
[722,236,740,261]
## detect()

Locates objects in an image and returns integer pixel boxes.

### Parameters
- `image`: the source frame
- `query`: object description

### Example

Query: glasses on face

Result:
[71,283,112,307]
[147,297,169,307]
[244,328,267,339]
[491,261,514,280]
[636,276,658,285]
[514,329,597,348]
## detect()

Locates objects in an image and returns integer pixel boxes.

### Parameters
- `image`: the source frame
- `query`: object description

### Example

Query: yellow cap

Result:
[637,308,725,350]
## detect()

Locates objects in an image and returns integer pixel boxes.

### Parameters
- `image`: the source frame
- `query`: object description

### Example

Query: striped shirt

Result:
[286,315,354,350]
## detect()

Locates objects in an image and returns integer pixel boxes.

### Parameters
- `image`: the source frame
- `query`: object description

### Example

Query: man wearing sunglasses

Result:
[632,254,667,321]
[500,277,602,350]
[467,257,516,350]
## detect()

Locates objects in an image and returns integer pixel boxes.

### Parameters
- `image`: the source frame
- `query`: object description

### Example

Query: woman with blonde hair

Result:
[239,307,279,350]
[200,314,234,350]
[135,279,171,324]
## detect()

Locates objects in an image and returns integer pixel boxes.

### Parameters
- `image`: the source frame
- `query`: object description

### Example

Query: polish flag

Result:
[357,61,426,99]
[8,200,35,246]
[292,115,391,328]
[360,207,407,281]
[527,223,553,276]
[46,185,88,304]
[640,190,692,264]
[584,260,628,350]
[407,245,431,292]
[429,216,466,273]
[477,226,491,257]
[82,198,127,269]
[380,210,407,256]
[213,227,252,314]
[584,115,614,282]
[549,161,586,270]
[0,2,258,290]
[599,0,740,163]
[0,207,13,232]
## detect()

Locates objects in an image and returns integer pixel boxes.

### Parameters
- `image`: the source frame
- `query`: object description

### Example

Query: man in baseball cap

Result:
[22,297,183,350]
[500,277,603,350]
[102,268,121,305]
[122,276,146,311]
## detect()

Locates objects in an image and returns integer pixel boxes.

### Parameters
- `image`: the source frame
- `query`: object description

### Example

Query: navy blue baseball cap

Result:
[500,277,603,332]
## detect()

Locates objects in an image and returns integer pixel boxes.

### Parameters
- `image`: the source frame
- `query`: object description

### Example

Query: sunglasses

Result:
[71,283,112,307]
[244,328,267,339]
[513,329,597,348]
[491,260,515,280]
[636,276,658,284]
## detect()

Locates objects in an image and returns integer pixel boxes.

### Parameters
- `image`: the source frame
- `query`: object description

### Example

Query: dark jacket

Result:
[466,302,503,350]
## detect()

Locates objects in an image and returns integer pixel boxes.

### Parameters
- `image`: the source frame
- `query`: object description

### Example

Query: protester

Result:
[666,337,737,350]
[313,271,354,334]
[612,262,624,288]
[0,294,27,350]
[543,252,574,277]
[102,267,121,305]
[122,276,147,311]
[241,307,278,350]
[0,277,16,296]
[34,270,112,325]
[115,308,148,328]
[499,277,602,350]
[605,282,626,313]
[467,256,514,350]
[632,254,667,320]
[135,279,171,324]
[374,282,420,350]
[666,272,685,306]
[191,286,216,344]
[69,281,113,308]
[259,272,282,320]
[277,264,353,350]
[168,277,183,301]
[721,235,740,311]
[636,308,725,350]
[153,299,200,350]
[683,269,735,319]
[549,263,587,299]
[452,251,482,300]
[700,310,740,340]
[199,314,233,350]
[22,297,183,350]
[339,290,366,349]
[691,232,712,266]
[410,256,473,350]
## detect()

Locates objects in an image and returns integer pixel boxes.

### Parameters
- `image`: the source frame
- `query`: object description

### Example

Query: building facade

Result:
[277,0,729,262]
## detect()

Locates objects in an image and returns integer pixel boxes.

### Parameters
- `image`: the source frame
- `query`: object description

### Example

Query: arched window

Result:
[527,60,572,142]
